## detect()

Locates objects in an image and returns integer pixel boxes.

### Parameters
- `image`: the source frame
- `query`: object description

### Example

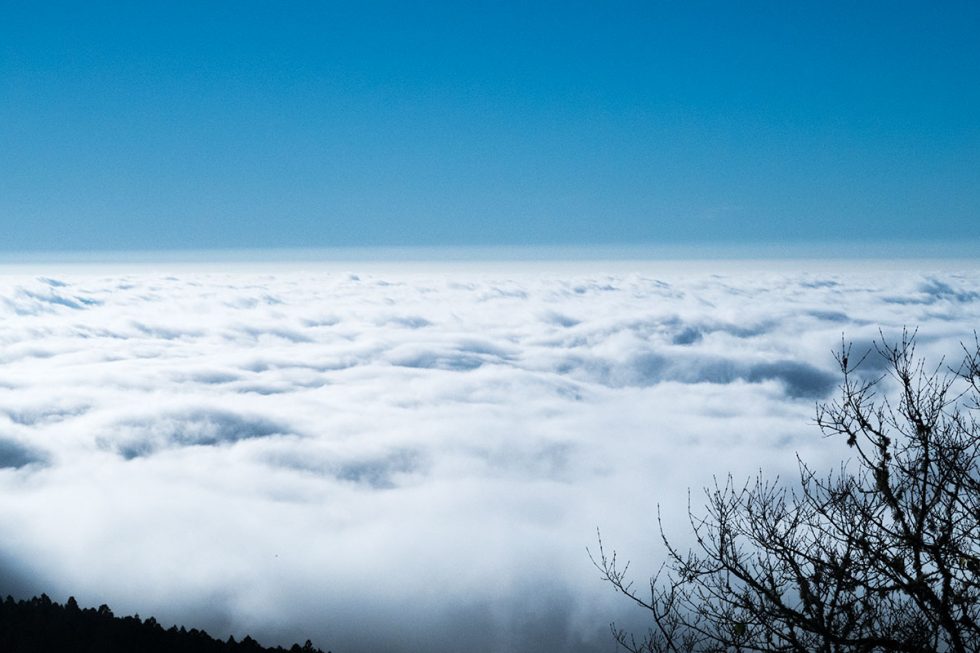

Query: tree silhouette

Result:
[0,593,329,653]
[592,331,980,652]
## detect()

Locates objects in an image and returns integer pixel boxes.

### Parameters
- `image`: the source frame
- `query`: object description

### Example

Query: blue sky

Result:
[2,1,978,253]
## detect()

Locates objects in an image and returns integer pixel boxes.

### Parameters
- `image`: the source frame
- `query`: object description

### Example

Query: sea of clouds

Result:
[0,261,978,653]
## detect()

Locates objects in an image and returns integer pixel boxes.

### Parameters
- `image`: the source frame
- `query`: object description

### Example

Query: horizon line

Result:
[1,239,978,265]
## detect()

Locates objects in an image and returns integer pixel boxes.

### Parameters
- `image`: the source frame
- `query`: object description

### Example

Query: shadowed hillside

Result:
[0,594,328,653]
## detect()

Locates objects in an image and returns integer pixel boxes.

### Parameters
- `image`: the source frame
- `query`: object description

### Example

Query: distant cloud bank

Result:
[0,265,978,652]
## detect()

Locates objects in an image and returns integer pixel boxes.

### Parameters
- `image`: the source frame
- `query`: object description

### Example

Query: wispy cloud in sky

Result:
[0,264,978,652]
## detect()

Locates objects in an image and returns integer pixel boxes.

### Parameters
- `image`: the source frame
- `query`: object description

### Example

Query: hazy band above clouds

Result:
[0,265,978,653]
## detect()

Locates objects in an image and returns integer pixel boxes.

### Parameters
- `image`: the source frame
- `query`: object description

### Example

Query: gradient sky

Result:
[2,1,978,252]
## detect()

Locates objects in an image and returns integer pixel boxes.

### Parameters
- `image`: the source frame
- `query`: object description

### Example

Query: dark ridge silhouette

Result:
[0,594,329,653]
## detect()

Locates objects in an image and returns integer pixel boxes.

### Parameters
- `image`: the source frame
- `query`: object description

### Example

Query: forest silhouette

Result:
[0,593,327,653]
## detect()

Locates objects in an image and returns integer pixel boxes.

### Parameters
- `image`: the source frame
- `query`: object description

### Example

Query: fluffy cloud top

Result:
[0,263,978,652]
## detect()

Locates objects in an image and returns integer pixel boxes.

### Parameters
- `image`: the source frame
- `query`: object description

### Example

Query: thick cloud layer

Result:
[0,263,978,652]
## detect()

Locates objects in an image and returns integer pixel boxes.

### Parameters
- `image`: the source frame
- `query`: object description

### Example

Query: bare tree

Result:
[592,331,980,652]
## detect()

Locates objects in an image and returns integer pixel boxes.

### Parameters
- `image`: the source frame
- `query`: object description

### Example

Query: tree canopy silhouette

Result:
[593,331,980,652]
[0,593,327,653]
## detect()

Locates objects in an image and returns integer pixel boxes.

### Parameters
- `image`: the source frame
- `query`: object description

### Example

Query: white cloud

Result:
[0,263,978,652]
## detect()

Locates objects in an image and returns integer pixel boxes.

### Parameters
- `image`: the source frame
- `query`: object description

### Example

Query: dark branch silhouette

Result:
[592,330,980,652]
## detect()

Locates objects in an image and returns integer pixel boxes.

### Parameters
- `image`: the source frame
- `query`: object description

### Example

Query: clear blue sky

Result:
[2,1,978,252]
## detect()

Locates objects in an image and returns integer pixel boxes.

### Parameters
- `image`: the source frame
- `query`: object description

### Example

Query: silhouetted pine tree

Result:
[0,594,329,653]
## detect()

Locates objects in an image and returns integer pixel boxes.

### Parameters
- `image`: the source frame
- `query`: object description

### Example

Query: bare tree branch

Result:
[595,330,980,653]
